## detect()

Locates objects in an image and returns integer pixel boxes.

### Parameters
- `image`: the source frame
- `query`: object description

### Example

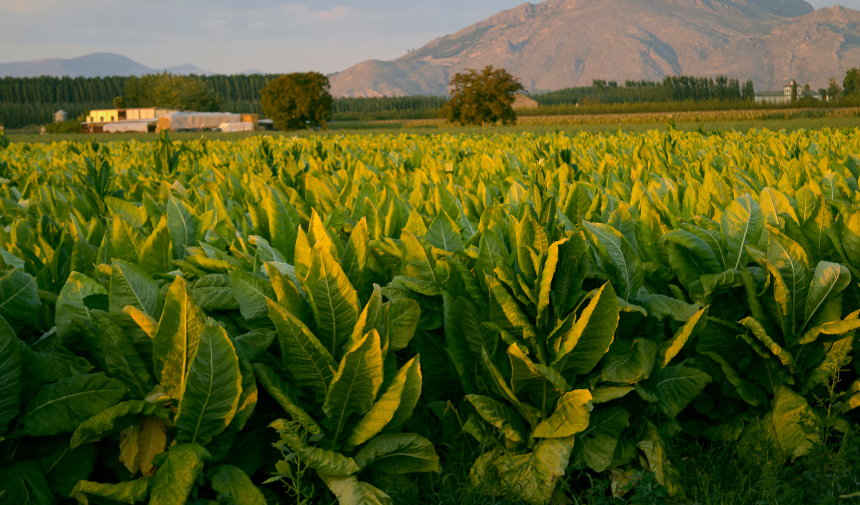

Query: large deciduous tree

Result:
[260,72,333,130]
[844,67,860,96]
[443,66,524,126]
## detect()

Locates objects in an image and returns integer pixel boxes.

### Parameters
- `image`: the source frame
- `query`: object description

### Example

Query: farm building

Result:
[512,94,539,110]
[754,80,823,104]
[83,108,179,133]
[81,108,257,133]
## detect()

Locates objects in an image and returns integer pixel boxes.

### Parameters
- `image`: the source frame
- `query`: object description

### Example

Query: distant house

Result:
[512,94,539,110]
[755,80,823,104]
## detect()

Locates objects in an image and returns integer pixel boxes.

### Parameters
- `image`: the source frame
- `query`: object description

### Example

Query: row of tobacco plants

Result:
[0,128,859,505]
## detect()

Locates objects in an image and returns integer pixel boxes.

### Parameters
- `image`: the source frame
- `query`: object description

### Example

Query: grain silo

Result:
[54,110,68,123]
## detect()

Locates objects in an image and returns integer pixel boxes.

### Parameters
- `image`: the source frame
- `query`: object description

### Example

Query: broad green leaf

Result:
[71,400,169,447]
[56,271,104,338]
[149,443,210,505]
[386,298,420,352]
[94,312,154,399]
[208,465,266,505]
[494,437,575,505]
[138,217,172,275]
[771,385,821,460]
[260,187,300,263]
[341,218,370,298]
[110,258,159,318]
[70,479,150,505]
[0,316,22,432]
[229,270,276,321]
[304,245,361,359]
[601,338,657,384]
[400,231,437,283]
[383,355,422,433]
[22,372,126,436]
[702,352,766,407]
[552,232,588,315]
[537,239,565,319]
[268,299,336,396]
[637,423,682,496]
[465,394,526,443]
[29,351,93,383]
[738,317,794,369]
[41,440,98,498]
[354,433,441,473]
[533,390,592,438]
[760,187,798,227]
[803,261,851,332]
[152,276,206,402]
[425,210,464,252]
[191,274,239,312]
[0,269,40,326]
[553,282,618,374]
[656,307,708,371]
[509,343,568,410]
[582,221,643,301]
[105,195,146,228]
[112,216,141,264]
[766,226,810,337]
[175,321,242,445]
[635,293,701,322]
[654,365,712,419]
[721,194,763,269]
[323,331,384,443]
[660,229,723,275]
[347,356,420,447]
[252,363,321,434]
[166,196,200,260]
[572,405,630,472]
[318,474,392,505]
[1,461,57,505]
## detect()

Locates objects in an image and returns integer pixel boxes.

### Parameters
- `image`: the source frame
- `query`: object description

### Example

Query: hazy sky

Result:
[0,0,857,75]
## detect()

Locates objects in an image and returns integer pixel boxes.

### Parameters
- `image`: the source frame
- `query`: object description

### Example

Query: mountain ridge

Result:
[0,53,212,78]
[329,0,860,97]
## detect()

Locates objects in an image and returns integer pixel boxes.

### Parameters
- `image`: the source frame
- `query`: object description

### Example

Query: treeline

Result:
[332,96,448,121]
[0,102,112,129]
[0,74,281,105]
[533,75,754,106]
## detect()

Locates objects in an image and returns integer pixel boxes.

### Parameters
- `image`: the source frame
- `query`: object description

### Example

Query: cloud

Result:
[313,6,362,20]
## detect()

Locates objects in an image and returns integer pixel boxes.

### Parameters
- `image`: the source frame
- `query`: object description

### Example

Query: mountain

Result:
[329,0,860,97]
[0,53,211,78]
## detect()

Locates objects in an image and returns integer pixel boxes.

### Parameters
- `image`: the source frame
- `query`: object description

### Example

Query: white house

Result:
[755,80,823,104]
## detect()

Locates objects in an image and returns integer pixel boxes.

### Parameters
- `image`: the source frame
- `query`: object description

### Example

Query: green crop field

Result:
[0,126,859,505]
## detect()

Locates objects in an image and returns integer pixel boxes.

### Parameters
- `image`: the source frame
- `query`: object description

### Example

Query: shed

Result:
[512,94,539,110]
[54,110,67,123]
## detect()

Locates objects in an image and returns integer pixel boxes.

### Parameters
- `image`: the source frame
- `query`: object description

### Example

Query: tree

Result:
[844,67,860,96]
[260,72,332,130]
[742,80,756,101]
[828,78,842,100]
[123,73,221,111]
[443,66,524,126]
[819,88,827,100]
[791,80,798,103]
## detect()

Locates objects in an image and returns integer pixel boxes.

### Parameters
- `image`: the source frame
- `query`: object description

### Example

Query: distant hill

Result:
[0,53,212,78]
[329,0,860,97]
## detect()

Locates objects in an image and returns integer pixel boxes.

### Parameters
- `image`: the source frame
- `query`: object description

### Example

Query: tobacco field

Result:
[0,127,858,505]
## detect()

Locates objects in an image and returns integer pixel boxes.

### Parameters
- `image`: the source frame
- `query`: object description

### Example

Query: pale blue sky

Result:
[0,0,856,75]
